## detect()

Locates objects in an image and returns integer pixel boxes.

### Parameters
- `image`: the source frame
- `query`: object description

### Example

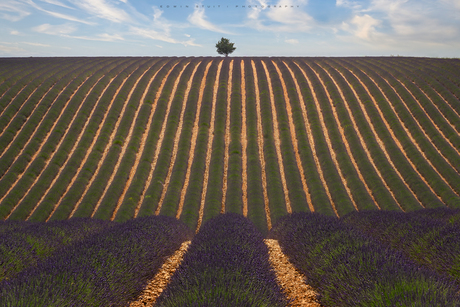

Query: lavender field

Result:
[1,56,460,306]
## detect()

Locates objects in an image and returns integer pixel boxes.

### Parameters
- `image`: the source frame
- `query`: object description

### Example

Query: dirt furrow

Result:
[27,76,112,220]
[0,78,74,178]
[0,82,47,137]
[370,74,460,194]
[327,65,402,210]
[416,84,460,135]
[0,84,56,157]
[300,62,359,212]
[5,76,100,220]
[389,75,460,160]
[344,68,425,207]
[136,62,190,217]
[174,61,212,220]
[265,239,321,307]
[46,81,118,221]
[111,62,171,220]
[241,61,248,217]
[68,71,137,219]
[154,62,203,216]
[260,60,292,214]
[431,86,460,124]
[196,60,223,231]
[355,69,449,202]
[314,63,379,207]
[221,60,233,214]
[272,61,313,212]
[285,62,337,216]
[251,60,272,230]
[0,77,90,207]
[91,64,155,218]
[0,85,26,121]
[128,241,191,307]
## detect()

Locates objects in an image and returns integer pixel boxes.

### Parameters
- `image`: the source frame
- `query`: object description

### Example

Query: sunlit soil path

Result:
[251,60,272,229]
[128,241,191,307]
[155,61,203,216]
[283,61,336,216]
[174,61,212,219]
[196,60,223,231]
[265,239,322,307]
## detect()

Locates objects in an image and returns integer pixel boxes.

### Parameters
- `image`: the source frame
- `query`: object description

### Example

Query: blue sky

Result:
[1,0,459,57]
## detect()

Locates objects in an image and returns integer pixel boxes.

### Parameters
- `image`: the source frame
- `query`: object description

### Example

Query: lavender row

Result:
[342,208,460,285]
[1,215,192,306]
[269,212,459,306]
[155,213,288,306]
[0,218,113,283]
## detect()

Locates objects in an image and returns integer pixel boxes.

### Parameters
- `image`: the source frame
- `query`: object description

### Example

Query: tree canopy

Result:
[215,37,236,57]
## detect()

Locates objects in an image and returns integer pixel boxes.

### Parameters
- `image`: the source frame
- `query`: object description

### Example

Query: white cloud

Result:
[27,0,95,24]
[285,38,299,44]
[10,30,21,35]
[336,0,363,9]
[23,42,51,47]
[0,1,30,21]
[342,14,381,40]
[130,26,201,46]
[187,5,233,34]
[246,0,315,32]
[33,23,77,35]
[39,0,75,10]
[0,43,25,54]
[69,0,131,23]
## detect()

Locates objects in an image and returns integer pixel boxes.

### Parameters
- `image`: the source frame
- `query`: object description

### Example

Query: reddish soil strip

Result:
[416,84,460,135]
[430,86,460,121]
[241,61,248,217]
[370,74,460,194]
[91,65,155,218]
[344,68,425,207]
[326,65,402,210]
[0,85,27,122]
[0,77,90,207]
[154,62,203,216]
[0,82,46,137]
[111,63,170,220]
[251,60,272,230]
[221,60,233,214]
[355,70,449,202]
[68,71,137,219]
[285,62,337,216]
[0,78,75,182]
[174,61,213,220]
[314,64,379,207]
[196,60,224,231]
[128,241,191,307]
[260,60,292,214]
[272,61,314,212]
[45,78,114,222]
[136,62,190,217]
[389,75,460,158]
[265,239,322,307]
[300,62,359,212]
[5,76,101,220]
[27,76,114,220]
[0,84,55,157]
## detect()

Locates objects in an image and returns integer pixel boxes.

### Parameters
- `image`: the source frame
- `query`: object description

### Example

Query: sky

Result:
[0,0,459,57]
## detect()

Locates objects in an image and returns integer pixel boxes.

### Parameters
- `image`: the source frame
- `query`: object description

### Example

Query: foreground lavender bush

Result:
[0,215,192,307]
[342,208,460,285]
[269,212,459,307]
[155,213,288,307]
[0,218,113,282]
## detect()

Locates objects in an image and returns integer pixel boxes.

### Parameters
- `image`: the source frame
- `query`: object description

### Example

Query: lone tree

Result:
[216,37,236,57]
